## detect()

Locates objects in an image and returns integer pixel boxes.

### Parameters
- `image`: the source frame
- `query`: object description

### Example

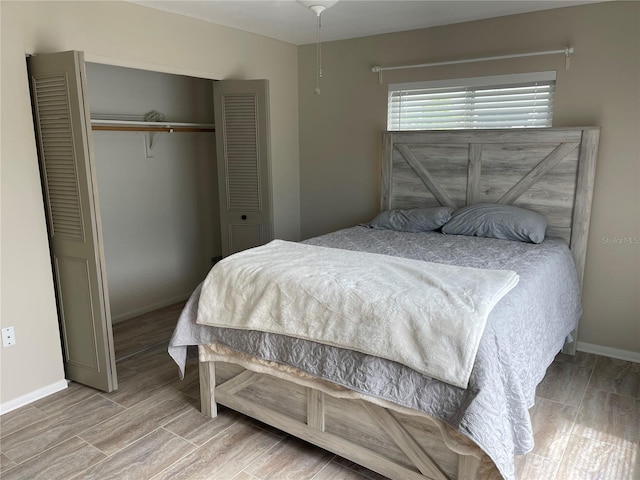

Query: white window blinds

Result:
[388,71,556,130]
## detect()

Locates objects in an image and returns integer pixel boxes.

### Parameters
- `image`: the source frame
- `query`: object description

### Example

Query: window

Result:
[388,71,556,130]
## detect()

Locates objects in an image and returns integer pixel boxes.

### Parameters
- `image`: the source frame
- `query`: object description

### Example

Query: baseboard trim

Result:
[577,342,640,363]
[0,379,69,416]
[111,292,192,324]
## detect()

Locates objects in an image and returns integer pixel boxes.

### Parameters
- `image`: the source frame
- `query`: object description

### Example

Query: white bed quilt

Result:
[197,239,519,388]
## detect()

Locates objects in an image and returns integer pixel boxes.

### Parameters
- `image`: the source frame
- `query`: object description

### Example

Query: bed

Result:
[169,127,600,480]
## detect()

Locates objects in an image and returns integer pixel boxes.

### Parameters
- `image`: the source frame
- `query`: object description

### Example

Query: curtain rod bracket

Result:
[371,65,384,83]
[564,47,573,70]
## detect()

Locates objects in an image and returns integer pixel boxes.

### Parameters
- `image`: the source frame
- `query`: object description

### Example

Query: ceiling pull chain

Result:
[316,12,322,94]
[297,1,338,94]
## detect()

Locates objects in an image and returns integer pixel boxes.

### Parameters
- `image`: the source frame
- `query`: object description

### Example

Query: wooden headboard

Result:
[381,128,599,353]
[381,127,600,281]
[381,127,600,283]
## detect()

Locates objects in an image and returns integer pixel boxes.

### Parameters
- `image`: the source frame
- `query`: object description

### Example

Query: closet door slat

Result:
[33,73,85,240]
[222,93,261,211]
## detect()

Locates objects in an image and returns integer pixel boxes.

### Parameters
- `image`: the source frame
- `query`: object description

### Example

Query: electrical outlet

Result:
[2,326,16,347]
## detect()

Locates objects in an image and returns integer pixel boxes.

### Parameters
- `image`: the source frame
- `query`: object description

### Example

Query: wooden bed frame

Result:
[198,127,600,480]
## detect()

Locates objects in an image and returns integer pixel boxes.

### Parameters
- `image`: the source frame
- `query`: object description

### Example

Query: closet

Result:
[86,62,218,325]
[27,50,273,392]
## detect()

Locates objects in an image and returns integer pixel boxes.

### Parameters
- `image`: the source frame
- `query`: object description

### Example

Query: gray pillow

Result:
[365,207,454,233]
[441,203,548,243]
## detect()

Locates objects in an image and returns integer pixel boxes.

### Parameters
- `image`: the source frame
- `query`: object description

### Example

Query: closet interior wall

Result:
[85,63,219,323]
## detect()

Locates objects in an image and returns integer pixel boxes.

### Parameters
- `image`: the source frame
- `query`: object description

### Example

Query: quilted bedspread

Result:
[197,239,518,388]
[169,227,581,480]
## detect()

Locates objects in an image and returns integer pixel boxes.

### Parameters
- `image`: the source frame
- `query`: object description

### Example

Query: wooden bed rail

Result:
[199,360,482,480]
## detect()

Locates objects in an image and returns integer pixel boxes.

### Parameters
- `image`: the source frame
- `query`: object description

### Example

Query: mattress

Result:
[169,226,582,480]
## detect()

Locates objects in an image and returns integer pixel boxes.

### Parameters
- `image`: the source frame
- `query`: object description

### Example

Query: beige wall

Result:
[299,2,639,354]
[0,0,300,407]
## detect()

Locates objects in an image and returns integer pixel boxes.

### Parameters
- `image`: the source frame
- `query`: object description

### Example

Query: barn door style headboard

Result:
[381,127,600,283]
[381,128,600,352]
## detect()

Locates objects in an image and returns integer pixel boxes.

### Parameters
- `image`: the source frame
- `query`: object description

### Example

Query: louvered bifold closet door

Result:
[28,51,117,392]
[213,80,273,257]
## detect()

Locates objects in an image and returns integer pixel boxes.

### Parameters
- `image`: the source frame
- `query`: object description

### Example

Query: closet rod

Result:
[371,47,574,74]
[92,125,214,133]
[90,119,215,133]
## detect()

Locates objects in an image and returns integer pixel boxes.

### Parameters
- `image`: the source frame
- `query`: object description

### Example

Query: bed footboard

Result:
[199,360,482,480]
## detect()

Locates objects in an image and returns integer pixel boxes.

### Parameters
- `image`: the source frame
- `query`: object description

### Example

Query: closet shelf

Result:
[91,119,215,133]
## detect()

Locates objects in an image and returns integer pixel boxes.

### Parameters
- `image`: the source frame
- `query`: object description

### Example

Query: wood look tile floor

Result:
[112,302,187,360]
[1,306,638,479]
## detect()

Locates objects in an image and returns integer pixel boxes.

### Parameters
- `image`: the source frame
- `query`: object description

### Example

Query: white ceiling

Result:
[131,0,603,46]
